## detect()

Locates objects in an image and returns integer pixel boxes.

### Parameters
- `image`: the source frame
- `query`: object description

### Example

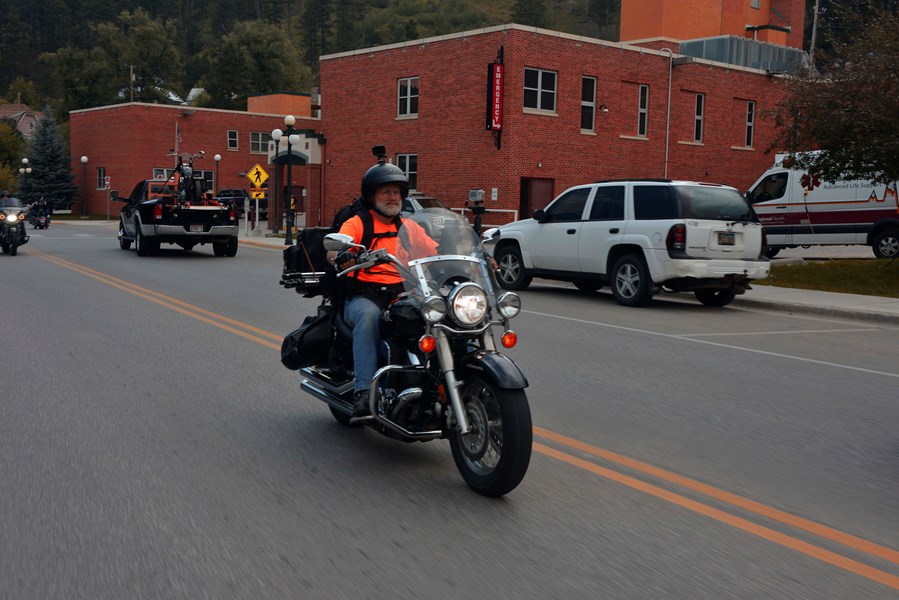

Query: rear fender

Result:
[459,350,528,390]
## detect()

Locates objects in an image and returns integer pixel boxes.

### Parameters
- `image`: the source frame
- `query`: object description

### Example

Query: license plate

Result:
[718,232,735,245]
[189,224,204,232]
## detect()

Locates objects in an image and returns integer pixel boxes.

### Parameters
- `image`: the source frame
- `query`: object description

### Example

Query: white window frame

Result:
[750,0,760,8]
[250,132,270,154]
[637,84,649,137]
[581,76,597,133]
[227,130,238,150]
[396,154,418,191]
[153,168,174,181]
[523,67,557,113]
[694,93,705,143]
[397,77,419,118]
[745,100,756,148]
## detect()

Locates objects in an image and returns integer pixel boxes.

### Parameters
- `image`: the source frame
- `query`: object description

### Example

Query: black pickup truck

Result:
[116,152,239,257]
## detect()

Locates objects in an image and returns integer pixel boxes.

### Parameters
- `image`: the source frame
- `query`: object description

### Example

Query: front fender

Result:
[459,350,528,390]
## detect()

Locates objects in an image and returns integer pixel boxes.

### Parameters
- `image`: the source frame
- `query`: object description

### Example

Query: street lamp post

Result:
[271,115,301,245]
[81,156,89,218]
[18,158,32,201]
[214,154,221,195]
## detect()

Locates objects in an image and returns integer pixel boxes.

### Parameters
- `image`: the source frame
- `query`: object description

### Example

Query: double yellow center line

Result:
[36,251,899,591]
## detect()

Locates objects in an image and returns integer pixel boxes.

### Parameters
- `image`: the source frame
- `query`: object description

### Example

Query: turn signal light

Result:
[154,203,163,220]
[501,331,518,348]
[418,335,436,353]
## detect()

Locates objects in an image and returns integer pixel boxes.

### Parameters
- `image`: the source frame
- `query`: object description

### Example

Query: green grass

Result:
[757,259,899,298]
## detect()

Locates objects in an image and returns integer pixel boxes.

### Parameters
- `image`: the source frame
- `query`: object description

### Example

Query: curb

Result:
[734,296,899,326]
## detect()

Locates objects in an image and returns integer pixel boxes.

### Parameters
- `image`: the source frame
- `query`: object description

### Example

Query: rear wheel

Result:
[118,222,132,250]
[764,247,780,259]
[212,242,227,257]
[225,237,238,257]
[449,376,532,497]
[695,289,736,307]
[495,245,532,290]
[611,254,652,307]
[872,229,899,259]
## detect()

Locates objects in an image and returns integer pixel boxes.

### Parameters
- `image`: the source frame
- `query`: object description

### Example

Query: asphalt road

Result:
[3,223,898,599]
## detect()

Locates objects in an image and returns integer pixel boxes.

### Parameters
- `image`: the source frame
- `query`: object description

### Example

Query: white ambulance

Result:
[746,154,899,258]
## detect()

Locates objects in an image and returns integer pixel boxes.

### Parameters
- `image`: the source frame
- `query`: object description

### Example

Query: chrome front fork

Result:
[434,329,470,434]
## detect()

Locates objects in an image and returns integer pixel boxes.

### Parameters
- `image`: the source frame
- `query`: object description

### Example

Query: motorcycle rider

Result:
[0,190,27,240]
[327,161,438,418]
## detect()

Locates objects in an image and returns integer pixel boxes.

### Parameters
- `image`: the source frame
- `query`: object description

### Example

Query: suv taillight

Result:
[153,203,163,220]
[666,224,686,251]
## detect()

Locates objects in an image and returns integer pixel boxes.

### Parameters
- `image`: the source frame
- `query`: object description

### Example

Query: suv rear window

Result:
[675,187,757,222]
[633,185,756,222]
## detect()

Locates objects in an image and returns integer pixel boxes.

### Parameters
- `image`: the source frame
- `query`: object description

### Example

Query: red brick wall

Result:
[321,26,786,225]
[69,103,321,217]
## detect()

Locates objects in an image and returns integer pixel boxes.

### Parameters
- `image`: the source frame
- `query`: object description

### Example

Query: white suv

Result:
[491,180,770,307]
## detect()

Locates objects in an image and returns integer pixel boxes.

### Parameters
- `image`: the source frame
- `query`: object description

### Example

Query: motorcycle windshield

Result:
[397,208,497,298]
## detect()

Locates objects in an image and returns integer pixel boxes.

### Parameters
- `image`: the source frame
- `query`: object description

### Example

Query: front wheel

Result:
[494,245,532,290]
[694,289,736,307]
[872,229,899,259]
[118,222,132,250]
[449,376,532,497]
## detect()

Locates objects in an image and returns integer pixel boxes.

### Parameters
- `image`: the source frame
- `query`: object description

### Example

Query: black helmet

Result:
[0,191,8,198]
[360,161,409,206]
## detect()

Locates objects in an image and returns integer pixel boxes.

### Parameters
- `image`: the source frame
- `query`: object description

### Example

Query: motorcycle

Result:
[0,197,30,256]
[31,212,50,229]
[281,209,532,497]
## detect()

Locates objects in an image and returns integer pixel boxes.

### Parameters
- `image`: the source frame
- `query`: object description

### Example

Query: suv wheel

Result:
[694,289,736,307]
[611,254,651,307]
[495,246,532,290]
[135,224,148,256]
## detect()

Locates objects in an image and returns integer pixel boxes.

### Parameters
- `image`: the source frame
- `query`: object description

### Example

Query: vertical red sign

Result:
[486,63,504,131]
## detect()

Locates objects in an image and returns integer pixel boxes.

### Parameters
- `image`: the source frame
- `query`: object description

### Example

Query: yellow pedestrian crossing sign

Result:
[246,164,269,187]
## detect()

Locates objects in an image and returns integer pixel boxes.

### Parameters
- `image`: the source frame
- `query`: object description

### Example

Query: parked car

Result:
[401,193,456,236]
[490,179,770,307]
[214,188,255,217]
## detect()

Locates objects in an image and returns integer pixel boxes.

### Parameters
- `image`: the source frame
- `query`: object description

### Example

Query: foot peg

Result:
[349,415,375,425]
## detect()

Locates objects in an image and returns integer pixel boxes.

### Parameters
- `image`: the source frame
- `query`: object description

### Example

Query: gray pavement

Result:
[52,219,899,325]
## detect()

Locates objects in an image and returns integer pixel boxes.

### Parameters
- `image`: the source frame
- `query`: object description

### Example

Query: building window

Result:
[397,77,419,117]
[524,68,557,112]
[199,170,214,191]
[153,168,173,180]
[637,85,649,137]
[745,101,756,147]
[581,77,597,132]
[396,154,418,191]
[250,132,270,154]
[227,130,238,150]
[750,0,760,8]
[95,167,106,190]
[694,93,705,142]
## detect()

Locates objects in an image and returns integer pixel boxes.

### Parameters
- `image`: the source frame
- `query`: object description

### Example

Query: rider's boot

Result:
[351,389,371,418]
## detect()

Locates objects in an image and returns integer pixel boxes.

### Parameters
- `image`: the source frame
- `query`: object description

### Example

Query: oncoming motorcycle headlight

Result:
[448,283,488,327]
[422,295,447,323]
[496,292,522,319]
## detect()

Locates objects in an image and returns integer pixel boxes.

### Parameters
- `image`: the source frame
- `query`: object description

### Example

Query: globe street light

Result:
[270,127,283,235]
[279,115,301,245]
[213,154,222,195]
[81,155,89,218]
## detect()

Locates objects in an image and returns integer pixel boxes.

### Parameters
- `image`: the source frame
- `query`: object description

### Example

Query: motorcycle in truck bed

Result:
[117,151,239,257]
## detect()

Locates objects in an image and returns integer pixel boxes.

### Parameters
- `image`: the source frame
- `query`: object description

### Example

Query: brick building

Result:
[69,94,320,221]
[319,24,790,228]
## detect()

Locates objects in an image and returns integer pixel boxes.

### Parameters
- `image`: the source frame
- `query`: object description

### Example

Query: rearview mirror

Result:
[110,190,121,201]
[323,233,354,251]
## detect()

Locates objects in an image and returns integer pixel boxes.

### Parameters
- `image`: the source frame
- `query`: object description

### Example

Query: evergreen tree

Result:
[19,108,76,210]
[0,119,25,193]
[511,0,546,28]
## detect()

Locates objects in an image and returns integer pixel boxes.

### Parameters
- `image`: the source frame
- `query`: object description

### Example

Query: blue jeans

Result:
[344,295,382,393]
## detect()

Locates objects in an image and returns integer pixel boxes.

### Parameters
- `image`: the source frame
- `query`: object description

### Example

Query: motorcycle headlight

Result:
[497,292,522,319]
[422,295,447,323]
[448,283,488,327]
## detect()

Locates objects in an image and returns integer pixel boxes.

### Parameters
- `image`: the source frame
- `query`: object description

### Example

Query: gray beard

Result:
[374,201,401,217]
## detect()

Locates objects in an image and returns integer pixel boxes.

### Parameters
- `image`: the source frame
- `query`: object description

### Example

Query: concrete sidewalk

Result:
[55,219,899,325]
